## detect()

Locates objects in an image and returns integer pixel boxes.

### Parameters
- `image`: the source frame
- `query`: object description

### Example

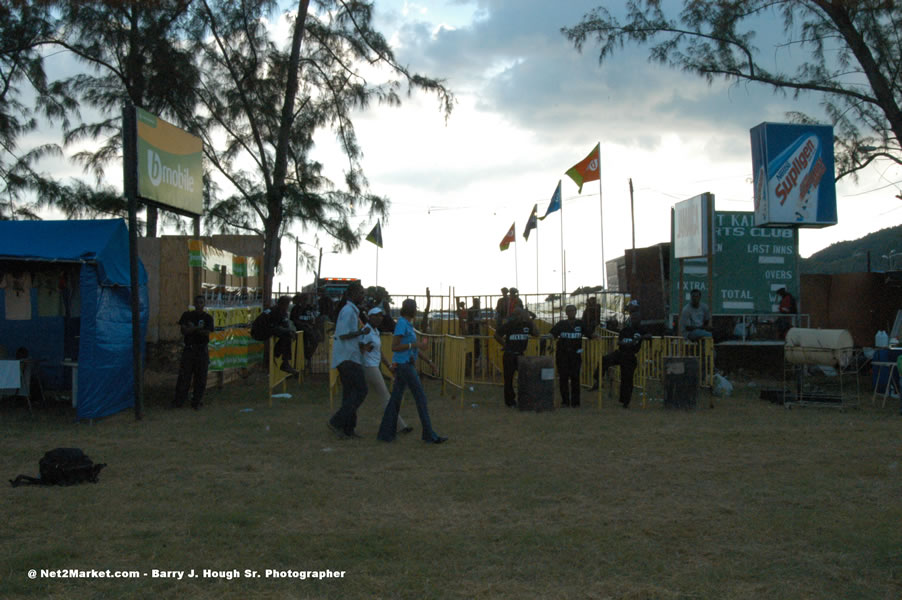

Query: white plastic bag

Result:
[712,373,733,397]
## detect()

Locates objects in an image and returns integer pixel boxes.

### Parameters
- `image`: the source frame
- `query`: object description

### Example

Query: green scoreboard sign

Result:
[671,211,798,315]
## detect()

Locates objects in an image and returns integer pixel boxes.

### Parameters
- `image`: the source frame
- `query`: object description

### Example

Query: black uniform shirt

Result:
[290,304,317,331]
[617,318,645,357]
[497,320,537,355]
[178,310,214,346]
[551,318,586,355]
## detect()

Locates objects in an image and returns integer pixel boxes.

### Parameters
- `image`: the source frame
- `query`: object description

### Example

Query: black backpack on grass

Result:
[10,448,106,487]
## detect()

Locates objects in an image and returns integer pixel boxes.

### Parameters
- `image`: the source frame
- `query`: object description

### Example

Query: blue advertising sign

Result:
[750,122,837,227]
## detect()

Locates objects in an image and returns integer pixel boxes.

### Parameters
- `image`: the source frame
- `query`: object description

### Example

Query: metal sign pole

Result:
[123,105,143,420]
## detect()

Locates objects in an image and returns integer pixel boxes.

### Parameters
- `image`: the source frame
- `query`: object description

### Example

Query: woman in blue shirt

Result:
[377,299,447,444]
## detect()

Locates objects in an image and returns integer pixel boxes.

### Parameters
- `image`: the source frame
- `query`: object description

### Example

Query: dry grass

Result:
[2,370,901,599]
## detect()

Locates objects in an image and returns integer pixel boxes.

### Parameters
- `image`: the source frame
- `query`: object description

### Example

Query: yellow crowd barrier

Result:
[268,332,303,405]
[322,327,715,411]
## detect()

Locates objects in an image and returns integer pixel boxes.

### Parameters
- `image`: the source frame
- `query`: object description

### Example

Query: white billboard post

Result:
[673,193,714,312]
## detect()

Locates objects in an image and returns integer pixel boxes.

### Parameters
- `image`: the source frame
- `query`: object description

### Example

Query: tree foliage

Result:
[189,0,454,302]
[48,0,201,233]
[564,1,902,190]
[0,2,75,220]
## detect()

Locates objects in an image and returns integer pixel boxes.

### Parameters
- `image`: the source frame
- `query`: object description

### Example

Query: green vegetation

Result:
[801,224,902,273]
[2,372,901,599]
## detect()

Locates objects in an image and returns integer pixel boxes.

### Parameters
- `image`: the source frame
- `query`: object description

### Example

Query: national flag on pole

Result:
[540,180,562,221]
[565,143,601,193]
[499,222,516,251]
[523,204,538,240]
[366,221,383,248]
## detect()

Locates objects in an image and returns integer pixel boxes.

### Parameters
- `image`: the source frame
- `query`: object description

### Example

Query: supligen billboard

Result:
[750,122,836,228]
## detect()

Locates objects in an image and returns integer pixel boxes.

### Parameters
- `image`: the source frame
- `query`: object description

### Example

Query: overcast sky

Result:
[34,1,902,299]
[279,0,901,299]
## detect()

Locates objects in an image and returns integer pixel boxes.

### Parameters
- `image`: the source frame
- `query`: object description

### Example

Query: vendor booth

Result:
[0,219,148,419]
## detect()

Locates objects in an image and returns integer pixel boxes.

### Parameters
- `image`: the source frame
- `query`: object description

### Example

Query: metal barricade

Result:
[268,332,303,405]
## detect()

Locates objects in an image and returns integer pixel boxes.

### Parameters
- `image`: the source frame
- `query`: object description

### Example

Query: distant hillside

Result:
[801,224,902,274]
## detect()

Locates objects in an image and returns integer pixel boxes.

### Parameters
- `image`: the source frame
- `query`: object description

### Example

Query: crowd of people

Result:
[170,282,735,425]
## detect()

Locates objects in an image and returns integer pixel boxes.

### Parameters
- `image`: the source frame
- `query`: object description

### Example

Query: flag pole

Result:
[598,142,606,290]
[514,225,520,291]
[559,182,565,315]
[536,226,539,301]
[375,246,379,287]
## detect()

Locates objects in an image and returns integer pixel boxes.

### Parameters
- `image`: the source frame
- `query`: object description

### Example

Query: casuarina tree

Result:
[564,1,901,194]
[47,0,201,233]
[189,0,454,305]
[0,2,75,220]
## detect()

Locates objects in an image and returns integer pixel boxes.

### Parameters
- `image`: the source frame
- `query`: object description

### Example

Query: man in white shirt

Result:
[328,281,371,439]
[679,289,712,341]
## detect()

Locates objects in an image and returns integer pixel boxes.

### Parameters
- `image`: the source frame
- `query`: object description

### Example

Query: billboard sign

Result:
[673,193,713,259]
[671,211,798,315]
[135,107,203,216]
[750,122,836,228]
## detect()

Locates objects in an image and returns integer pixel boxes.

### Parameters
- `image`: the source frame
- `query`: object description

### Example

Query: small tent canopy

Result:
[0,219,148,419]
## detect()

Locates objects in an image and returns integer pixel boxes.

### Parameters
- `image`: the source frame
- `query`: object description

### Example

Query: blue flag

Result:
[539,180,561,220]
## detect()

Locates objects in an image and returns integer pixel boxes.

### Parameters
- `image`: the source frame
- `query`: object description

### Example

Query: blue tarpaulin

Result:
[0,219,148,420]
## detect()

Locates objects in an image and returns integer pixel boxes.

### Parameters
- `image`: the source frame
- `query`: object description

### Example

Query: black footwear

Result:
[399,426,414,434]
[621,402,630,409]
[327,422,346,439]
[191,402,202,410]
[346,431,363,439]
[588,383,599,391]
[280,362,300,376]
[424,436,448,444]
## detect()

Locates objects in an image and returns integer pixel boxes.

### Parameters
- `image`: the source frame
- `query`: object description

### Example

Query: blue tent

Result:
[0,219,148,419]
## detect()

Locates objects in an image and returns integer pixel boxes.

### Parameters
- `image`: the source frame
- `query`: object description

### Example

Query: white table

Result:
[62,360,78,407]
[0,359,22,393]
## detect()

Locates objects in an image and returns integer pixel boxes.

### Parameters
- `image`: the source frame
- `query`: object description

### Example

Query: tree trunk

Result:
[145,205,158,237]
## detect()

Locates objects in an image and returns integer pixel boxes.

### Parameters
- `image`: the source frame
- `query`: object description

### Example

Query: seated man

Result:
[679,289,712,341]
[258,296,299,376]
[290,292,320,368]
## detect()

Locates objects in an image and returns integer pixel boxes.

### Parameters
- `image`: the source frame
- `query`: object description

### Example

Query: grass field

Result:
[2,369,901,599]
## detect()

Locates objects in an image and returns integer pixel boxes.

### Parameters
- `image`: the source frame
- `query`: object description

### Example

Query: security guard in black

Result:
[495,308,538,407]
[174,295,215,409]
[550,305,586,407]
[601,300,648,408]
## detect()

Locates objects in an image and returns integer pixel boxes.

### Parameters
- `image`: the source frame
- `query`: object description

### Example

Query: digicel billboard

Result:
[750,122,837,228]
[136,107,203,216]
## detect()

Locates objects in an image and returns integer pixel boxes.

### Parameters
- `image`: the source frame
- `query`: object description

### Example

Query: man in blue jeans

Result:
[328,281,371,439]
[377,298,446,444]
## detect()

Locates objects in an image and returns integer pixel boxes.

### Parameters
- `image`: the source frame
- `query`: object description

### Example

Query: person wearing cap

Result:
[494,307,539,408]
[600,299,649,408]
[362,306,412,435]
[377,298,447,444]
[550,304,587,407]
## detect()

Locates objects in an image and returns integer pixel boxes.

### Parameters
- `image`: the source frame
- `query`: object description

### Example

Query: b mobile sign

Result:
[750,122,836,228]
[136,107,203,216]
